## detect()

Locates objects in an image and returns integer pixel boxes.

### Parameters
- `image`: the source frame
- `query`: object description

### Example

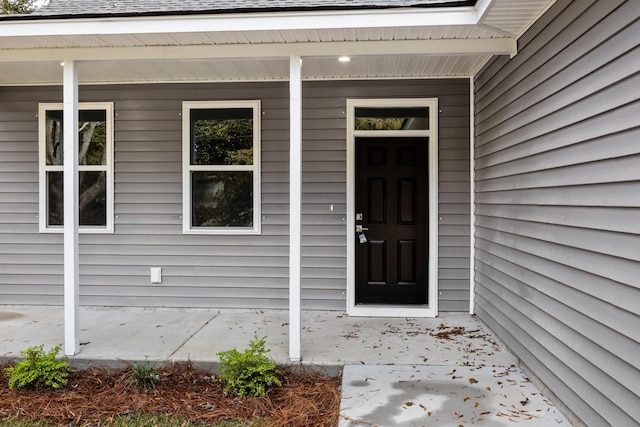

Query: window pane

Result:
[355,107,429,130]
[46,171,107,227]
[191,108,253,166]
[47,171,63,226]
[192,171,253,227]
[79,171,107,226]
[45,109,107,166]
[79,110,107,166]
[45,111,63,166]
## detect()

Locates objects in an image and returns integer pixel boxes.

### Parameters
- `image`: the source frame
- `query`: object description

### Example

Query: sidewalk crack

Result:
[168,310,220,359]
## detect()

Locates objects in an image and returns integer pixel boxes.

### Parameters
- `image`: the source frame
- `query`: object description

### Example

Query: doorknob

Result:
[355,225,369,232]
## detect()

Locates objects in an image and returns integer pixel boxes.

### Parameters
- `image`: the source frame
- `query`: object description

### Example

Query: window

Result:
[182,101,261,234]
[38,102,114,233]
[355,106,430,131]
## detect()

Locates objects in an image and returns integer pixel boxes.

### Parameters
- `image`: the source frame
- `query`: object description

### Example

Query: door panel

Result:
[355,137,428,305]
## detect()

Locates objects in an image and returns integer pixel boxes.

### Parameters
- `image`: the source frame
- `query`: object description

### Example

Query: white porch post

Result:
[289,56,302,362]
[469,77,476,315]
[63,60,80,356]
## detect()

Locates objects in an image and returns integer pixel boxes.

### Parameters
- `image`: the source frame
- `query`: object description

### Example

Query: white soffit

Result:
[0,54,493,85]
[479,0,558,36]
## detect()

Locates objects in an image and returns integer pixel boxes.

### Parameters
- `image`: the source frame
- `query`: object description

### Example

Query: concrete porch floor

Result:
[0,306,572,426]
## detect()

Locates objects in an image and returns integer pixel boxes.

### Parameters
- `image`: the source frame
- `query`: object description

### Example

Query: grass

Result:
[1,414,256,426]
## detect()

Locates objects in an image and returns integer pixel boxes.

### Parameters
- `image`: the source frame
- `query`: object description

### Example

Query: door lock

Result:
[356,224,369,244]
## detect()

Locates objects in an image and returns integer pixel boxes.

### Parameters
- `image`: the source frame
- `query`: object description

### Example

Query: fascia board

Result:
[0,7,477,37]
[0,38,517,62]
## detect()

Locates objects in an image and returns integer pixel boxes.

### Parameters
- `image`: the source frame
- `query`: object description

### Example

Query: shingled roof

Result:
[32,0,475,18]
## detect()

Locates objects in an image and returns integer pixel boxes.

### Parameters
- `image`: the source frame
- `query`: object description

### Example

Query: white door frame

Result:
[346,98,439,317]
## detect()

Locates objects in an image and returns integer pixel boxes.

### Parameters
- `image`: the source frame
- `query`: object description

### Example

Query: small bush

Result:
[131,359,159,389]
[217,335,282,398]
[5,344,70,390]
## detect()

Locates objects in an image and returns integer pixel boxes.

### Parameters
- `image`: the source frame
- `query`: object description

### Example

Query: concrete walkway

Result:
[0,306,571,426]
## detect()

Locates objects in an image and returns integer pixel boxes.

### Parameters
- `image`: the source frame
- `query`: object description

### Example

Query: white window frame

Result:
[38,102,114,234]
[182,100,261,235]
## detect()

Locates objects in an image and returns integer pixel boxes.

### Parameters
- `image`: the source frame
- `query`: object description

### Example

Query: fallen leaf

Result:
[469,378,478,384]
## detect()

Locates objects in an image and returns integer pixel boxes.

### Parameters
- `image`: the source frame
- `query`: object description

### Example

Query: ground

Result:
[0,362,341,427]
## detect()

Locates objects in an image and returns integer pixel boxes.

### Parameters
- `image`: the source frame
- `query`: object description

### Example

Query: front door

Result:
[355,137,428,305]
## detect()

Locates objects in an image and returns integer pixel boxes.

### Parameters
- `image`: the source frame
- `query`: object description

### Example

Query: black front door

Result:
[355,137,428,305]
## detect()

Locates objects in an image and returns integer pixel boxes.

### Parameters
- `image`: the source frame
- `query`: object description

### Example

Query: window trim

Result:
[182,100,261,235]
[38,102,114,234]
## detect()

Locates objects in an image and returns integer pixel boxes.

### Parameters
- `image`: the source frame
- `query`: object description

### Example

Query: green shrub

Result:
[217,335,282,398]
[131,358,160,389]
[5,344,70,390]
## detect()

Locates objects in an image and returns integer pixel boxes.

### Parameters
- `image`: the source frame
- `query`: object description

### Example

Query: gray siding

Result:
[0,79,471,312]
[473,0,640,425]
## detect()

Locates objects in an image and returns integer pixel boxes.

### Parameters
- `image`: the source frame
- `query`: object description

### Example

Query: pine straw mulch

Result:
[0,361,341,426]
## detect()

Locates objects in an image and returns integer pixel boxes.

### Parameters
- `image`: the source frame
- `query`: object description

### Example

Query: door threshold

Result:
[349,304,437,318]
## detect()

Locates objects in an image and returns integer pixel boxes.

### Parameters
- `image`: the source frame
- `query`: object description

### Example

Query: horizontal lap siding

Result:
[0,79,470,312]
[303,79,471,312]
[0,88,62,304]
[474,0,640,425]
[0,83,292,309]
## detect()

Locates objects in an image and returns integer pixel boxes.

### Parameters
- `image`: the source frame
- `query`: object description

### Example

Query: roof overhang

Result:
[0,0,556,85]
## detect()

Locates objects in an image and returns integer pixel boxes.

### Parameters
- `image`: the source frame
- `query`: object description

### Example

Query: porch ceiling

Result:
[0,0,556,85]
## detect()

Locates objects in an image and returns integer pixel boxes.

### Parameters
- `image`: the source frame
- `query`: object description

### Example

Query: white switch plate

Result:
[150,267,162,284]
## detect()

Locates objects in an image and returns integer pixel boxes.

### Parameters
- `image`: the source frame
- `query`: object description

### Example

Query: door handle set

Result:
[355,224,369,243]
[355,213,368,243]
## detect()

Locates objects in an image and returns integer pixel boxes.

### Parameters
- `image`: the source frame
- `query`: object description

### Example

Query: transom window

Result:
[355,106,430,131]
[182,101,261,234]
[38,102,114,233]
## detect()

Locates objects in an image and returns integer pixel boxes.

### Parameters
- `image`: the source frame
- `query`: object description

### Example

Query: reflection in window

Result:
[191,108,253,165]
[355,107,430,131]
[183,101,261,234]
[192,171,253,227]
[39,103,113,232]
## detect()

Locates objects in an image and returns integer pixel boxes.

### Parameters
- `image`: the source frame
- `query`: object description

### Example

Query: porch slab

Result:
[0,306,518,368]
[0,306,218,364]
[340,364,571,427]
